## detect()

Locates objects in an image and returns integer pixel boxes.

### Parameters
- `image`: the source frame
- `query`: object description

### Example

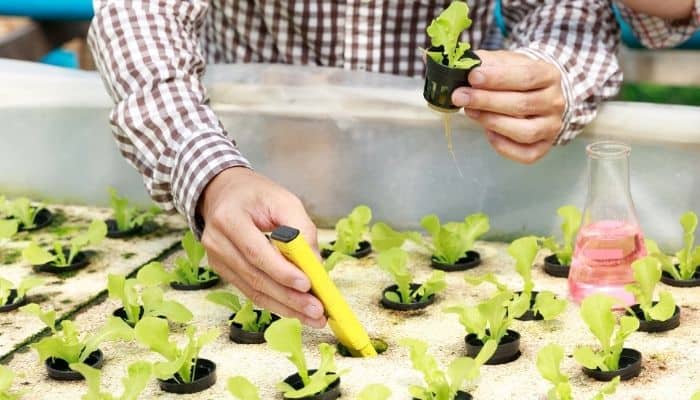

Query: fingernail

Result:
[452,90,470,106]
[470,70,485,85]
[465,109,480,119]
[305,303,323,318]
[293,278,310,292]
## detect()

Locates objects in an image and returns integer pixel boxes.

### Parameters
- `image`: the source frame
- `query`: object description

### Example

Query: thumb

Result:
[473,49,531,67]
[272,200,319,252]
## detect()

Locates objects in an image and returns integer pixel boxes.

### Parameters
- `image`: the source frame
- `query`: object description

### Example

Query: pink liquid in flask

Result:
[568,220,647,306]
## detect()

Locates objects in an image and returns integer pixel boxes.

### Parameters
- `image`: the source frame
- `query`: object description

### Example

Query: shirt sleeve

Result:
[615,0,700,49]
[502,0,623,144]
[87,0,252,235]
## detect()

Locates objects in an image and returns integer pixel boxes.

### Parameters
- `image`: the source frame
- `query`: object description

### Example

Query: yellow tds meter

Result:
[270,225,377,357]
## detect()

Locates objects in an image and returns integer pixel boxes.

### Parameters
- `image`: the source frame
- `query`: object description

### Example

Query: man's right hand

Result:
[198,167,327,328]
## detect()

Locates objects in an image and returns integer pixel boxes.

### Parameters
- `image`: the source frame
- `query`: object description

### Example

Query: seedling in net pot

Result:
[0,276,43,312]
[22,219,107,273]
[227,376,262,400]
[624,256,680,332]
[377,248,446,311]
[0,219,18,240]
[206,290,279,344]
[444,290,526,365]
[647,211,700,287]
[68,361,153,400]
[370,221,424,253]
[0,365,22,400]
[108,273,193,327]
[321,205,373,259]
[135,317,219,394]
[1,197,53,231]
[136,231,219,290]
[537,343,619,400]
[265,318,344,400]
[21,303,134,381]
[106,188,160,238]
[420,213,489,271]
[402,337,496,400]
[540,205,582,277]
[573,294,642,381]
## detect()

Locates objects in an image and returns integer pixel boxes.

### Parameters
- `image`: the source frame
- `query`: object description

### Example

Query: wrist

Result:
[197,166,253,224]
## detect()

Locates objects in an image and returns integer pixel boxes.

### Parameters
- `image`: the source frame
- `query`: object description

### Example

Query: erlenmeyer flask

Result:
[569,141,647,305]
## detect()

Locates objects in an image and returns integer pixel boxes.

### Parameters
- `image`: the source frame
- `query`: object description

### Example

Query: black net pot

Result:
[169,269,220,291]
[431,251,481,272]
[380,283,435,311]
[515,291,544,322]
[414,391,472,400]
[465,329,521,365]
[229,311,281,344]
[543,254,570,278]
[282,369,341,400]
[112,306,145,327]
[661,269,700,287]
[16,208,53,232]
[0,289,27,313]
[33,250,90,273]
[423,46,481,112]
[583,348,642,381]
[105,219,143,239]
[320,241,372,259]
[158,358,217,394]
[45,349,103,381]
[628,303,681,333]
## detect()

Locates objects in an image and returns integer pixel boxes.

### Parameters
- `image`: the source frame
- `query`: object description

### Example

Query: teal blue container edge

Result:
[0,0,94,20]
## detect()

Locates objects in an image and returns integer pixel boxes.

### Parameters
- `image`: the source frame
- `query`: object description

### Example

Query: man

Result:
[88,0,623,327]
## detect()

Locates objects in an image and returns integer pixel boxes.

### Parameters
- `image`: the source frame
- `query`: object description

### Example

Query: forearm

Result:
[615,0,700,49]
[617,0,696,21]
[88,0,251,233]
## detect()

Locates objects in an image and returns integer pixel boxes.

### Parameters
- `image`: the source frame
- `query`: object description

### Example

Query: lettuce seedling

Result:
[264,318,343,398]
[22,219,107,266]
[206,290,273,333]
[134,317,219,384]
[444,290,527,343]
[21,303,133,364]
[227,376,261,400]
[109,188,160,232]
[420,213,489,265]
[69,361,152,400]
[537,343,619,400]
[540,205,582,266]
[357,384,391,400]
[425,1,480,69]
[323,205,372,255]
[377,248,446,304]
[5,197,41,229]
[0,276,43,305]
[0,220,18,240]
[370,222,424,253]
[108,273,193,326]
[573,294,640,371]
[0,365,21,400]
[624,256,676,322]
[137,231,217,285]
[402,337,496,400]
[647,212,700,280]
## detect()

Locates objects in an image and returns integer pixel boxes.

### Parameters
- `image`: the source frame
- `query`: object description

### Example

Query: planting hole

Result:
[336,338,388,357]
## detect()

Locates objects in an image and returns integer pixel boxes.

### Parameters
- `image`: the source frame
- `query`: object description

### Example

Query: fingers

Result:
[483,130,553,164]
[469,50,559,91]
[464,109,561,144]
[452,86,564,118]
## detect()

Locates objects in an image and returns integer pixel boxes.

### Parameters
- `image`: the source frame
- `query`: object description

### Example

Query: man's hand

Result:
[452,50,565,164]
[198,167,327,328]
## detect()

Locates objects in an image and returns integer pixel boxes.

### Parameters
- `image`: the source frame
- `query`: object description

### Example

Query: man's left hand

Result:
[451,50,565,164]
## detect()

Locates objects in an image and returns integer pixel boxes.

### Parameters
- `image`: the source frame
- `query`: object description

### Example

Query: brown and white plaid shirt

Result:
[87,0,697,234]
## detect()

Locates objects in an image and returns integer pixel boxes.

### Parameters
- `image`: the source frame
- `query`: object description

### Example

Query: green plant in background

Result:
[69,361,152,400]
[537,343,619,400]
[377,248,446,304]
[4,197,41,229]
[647,211,700,281]
[107,273,193,326]
[323,205,372,255]
[425,0,480,69]
[357,384,392,400]
[540,205,582,266]
[0,276,43,305]
[21,303,133,364]
[444,290,528,344]
[264,318,344,399]
[402,338,496,400]
[370,222,424,253]
[420,213,489,265]
[108,188,160,232]
[206,290,273,333]
[618,82,700,106]
[134,317,218,384]
[0,220,18,240]
[22,220,107,266]
[624,256,677,322]
[573,294,639,372]
[227,376,261,400]
[0,365,21,400]
[136,231,217,285]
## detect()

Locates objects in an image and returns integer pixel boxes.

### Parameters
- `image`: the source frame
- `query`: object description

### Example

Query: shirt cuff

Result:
[171,132,252,236]
[513,47,577,145]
